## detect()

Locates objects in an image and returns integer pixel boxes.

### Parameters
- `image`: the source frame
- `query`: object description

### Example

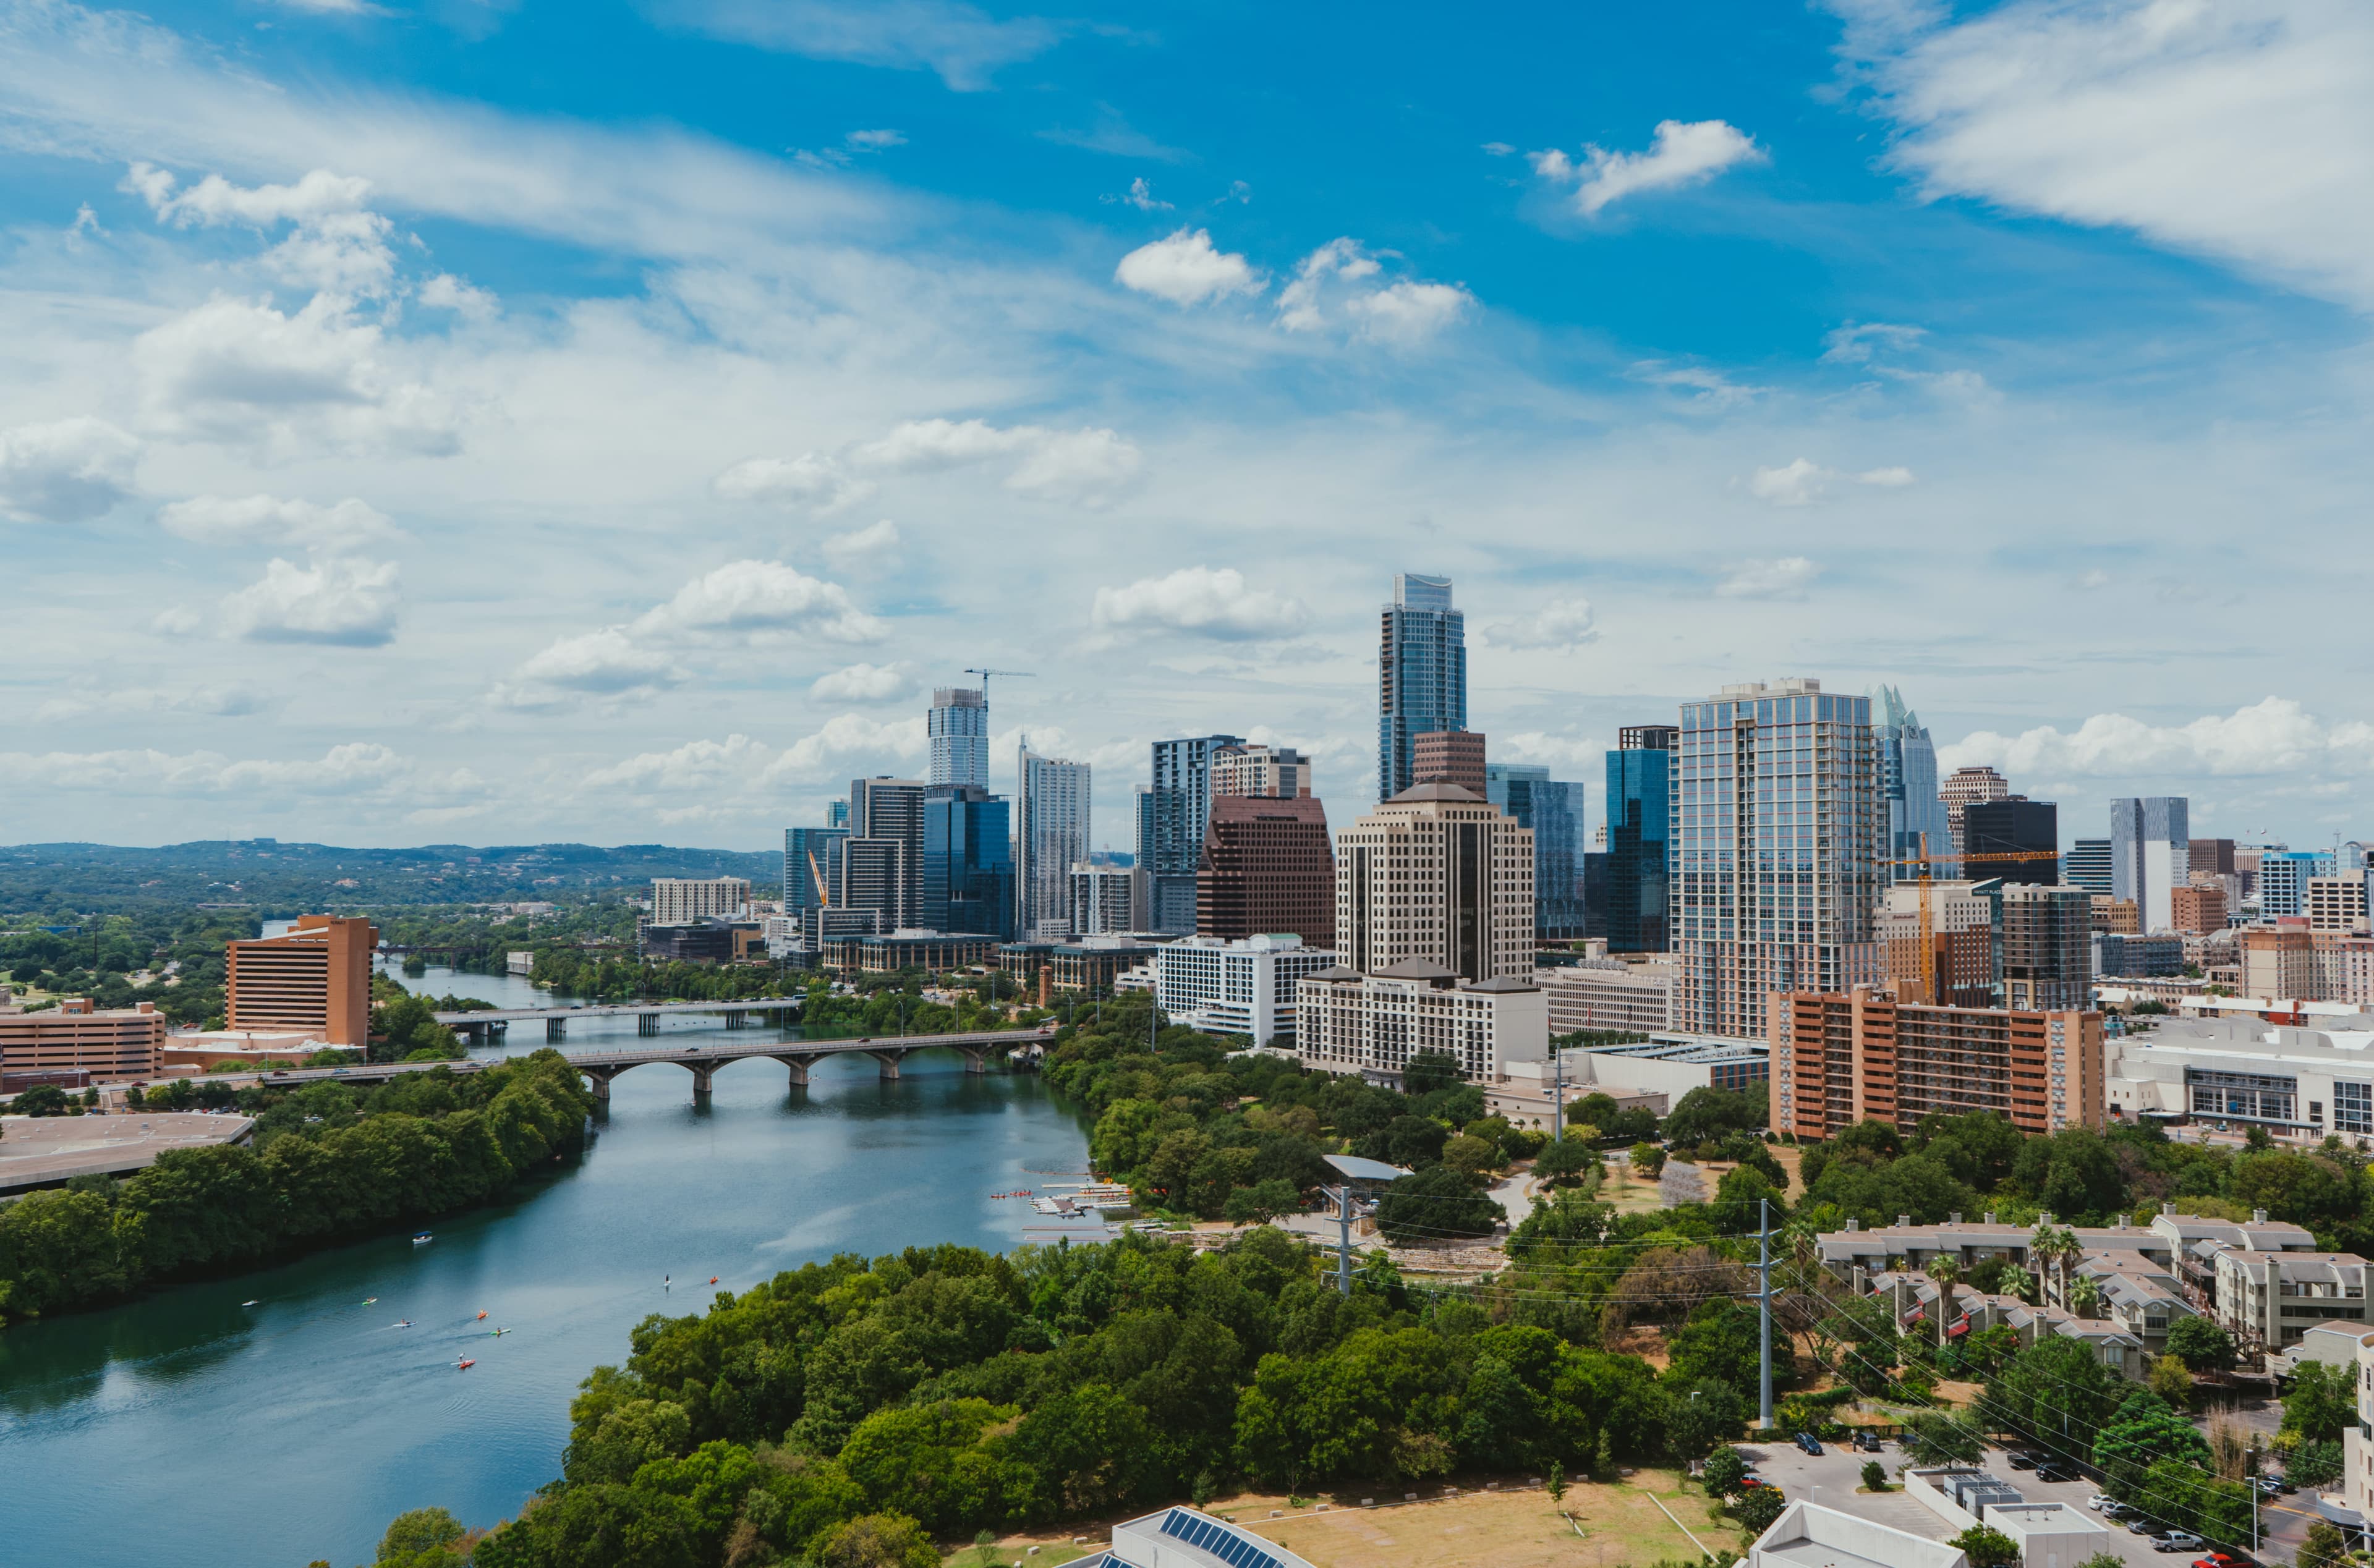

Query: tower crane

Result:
[963,667,1034,702]
[1880,833,2064,1005]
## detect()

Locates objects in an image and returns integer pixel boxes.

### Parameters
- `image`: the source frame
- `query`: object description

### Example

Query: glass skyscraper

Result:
[1139,734,1245,934]
[1484,763,1584,939]
[922,786,1014,938]
[2109,797,2190,933]
[1873,685,1955,878]
[1377,573,1465,802]
[1016,742,1090,936]
[927,687,989,790]
[1605,724,1676,952]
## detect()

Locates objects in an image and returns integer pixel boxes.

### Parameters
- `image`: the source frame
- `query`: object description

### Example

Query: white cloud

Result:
[646,0,1063,91]
[1530,118,1766,217]
[1092,566,1309,641]
[845,128,906,150]
[1821,320,1927,364]
[34,684,269,721]
[634,559,888,643]
[1495,731,1603,770]
[1714,556,1821,600]
[854,418,1143,502]
[585,732,772,791]
[0,742,483,807]
[128,164,398,297]
[713,454,875,514]
[1943,697,2374,779]
[1747,458,1918,506]
[1483,598,1599,652]
[1481,141,1516,158]
[768,712,929,779]
[822,518,902,570]
[1115,227,1262,306]
[1276,238,1473,344]
[419,273,498,318]
[0,417,142,523]
[158,493,396,551]
[1112,176,1173,213]
[809,662,913,701]
[1833,0,2374,311]
[217,556,401,645]
[1635,362,1768,407]
[511,628,687,697]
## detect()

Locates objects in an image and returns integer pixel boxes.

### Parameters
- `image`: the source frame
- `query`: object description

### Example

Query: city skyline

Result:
[4,5,2373,849]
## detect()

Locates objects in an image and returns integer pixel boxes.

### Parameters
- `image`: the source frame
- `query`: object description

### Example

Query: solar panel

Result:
[1155,1511,1287,1568]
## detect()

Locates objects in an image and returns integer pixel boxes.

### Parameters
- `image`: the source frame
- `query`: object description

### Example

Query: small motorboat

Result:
[490,1327,510,1337]
[456,1357,476,1371]
[475,1310,488,1320]
[362,1297,378,1305]
[241,1300,259,1308]
[412,1233,433,1245]
[395,1320,413,1329]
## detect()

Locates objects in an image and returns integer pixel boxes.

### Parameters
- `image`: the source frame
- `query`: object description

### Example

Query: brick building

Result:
[1772,986,2103,1140]
[1196,794,1334,948]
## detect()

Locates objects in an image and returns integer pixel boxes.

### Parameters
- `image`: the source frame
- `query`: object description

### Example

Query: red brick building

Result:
[1196,795,1335,949]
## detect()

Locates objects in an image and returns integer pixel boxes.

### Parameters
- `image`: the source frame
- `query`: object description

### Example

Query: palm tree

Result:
[1927,1256,1963,1347]
[2070,1274,2102,1321]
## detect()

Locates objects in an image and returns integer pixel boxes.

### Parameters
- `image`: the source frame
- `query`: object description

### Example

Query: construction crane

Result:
[963,667,1034,702]
[1881,833,2064,1004]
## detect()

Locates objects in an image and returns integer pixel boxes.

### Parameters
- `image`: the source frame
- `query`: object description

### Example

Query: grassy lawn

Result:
[969,1471,1741,1568]
[1598,1157,1668,1214]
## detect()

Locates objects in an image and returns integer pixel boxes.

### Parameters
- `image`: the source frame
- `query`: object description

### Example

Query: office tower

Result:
[1774,990,2102,1138]
[1940,765,2014,851]
[226,915,377,1046]
[1209,743,1313,800]
[1962,799,2060,884]
[1672,678,1885,1039]
[1412,729,1487,797]
[1874,686,1956,877]
[1486,762,1585,939]
[1149,934,1338,1047]
[827,798,850,830]
[1140,734,1246,934]
[2258,850,2335,919]
[2171,884,2229,934]
[1581,850,1610,941]
[2109,797,2191,933]
[1335,782,1534,980]
[785,827,848,912]
[0,994,167,1083]
[927,687,989,790]
[1377,572,1466,802]
[841,776,929,927]
[1196,795,1335,947]
[2190,839,2237,876]
[1016,743,1090,936]
[1069,862,1142,934]
[1879,879,1996,1007]
[921,786,1014,938]
[2307,875,2370,935]
[1997,883,2094,1011]
[650,878,751,925]
[2066,838,2112,896]
[1606,724,1677,952]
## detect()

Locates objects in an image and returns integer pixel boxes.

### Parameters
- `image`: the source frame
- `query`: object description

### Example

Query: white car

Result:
[2087,1495,2112,1512]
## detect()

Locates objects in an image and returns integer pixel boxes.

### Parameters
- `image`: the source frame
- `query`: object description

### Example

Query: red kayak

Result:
[457,1358,476,1371]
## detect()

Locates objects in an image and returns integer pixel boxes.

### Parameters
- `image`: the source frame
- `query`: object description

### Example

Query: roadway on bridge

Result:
[429,999,802,1025]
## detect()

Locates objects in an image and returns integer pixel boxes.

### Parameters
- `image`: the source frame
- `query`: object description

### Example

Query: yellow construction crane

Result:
[1880,834,2064,1004]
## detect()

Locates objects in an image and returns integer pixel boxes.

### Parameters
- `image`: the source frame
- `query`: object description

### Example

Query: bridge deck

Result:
[432,999,801,1025]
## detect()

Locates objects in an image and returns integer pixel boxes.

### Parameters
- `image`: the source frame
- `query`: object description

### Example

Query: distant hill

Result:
[0,840,783,917]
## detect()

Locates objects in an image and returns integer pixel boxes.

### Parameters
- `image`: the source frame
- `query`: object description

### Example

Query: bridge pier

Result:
[725,1009,745,1030]
[772,1053,823,1088]
[955,1046,989,1075]
[687,1064,715,1098]
[488,1019,508,1041]
[546,1017,566,1042]
[868,1048,909,1080]
[638,1014,659,1037]
[583,1069,613,1104]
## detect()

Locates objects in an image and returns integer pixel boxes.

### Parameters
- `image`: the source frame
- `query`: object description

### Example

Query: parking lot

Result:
[1736,1438,2302,1568]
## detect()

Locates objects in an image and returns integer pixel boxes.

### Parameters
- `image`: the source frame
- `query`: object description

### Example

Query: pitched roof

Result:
[1385,781,1483,803]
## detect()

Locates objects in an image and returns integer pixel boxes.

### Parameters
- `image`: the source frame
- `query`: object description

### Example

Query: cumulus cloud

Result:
[585,732,773,791]
[159,493,395,551]
[822,518,902,570]
[216,556,401,645]
[1495,731,1604,769]
[511,628,687,698]
[1092,566,1309,641]
[1821,320,1927,364]
[0,742,482,807]
[769,712,929,779]
[1276,239,1473,344]
[127,164,398,297]
[636,559,889,643]
[809,662,914,702]
[1114,227,1262,305]
[713,453,875,514]
[1941,697,2374,779]
[1531,118,1766,216]
[1714,556,1821,600]
[0,417,142,523]
[419,273,498,318]
[726,418,1141,513]
[1832,0,2374,311]
[1746,459,1918,507]
[1483,598,1599,652]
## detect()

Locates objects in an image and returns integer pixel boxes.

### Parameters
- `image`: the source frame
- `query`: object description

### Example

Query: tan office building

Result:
[1334,782,1533,982]
[2169,884,2227,934]
[1410,731,1486,799]
[226,915,377,1046]
[0,996,168,1085]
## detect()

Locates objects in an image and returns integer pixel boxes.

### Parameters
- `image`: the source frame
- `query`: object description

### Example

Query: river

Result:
[0,962,1091,1568]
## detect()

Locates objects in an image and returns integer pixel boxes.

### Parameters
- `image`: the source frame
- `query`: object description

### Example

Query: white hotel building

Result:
[1133,933,1337,1047]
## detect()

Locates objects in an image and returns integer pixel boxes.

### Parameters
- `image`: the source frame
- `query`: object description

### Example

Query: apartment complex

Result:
[1196,794,1334,948]
[1208,742,1313,800]
[1772,986,2103,1140]
[1142,933,1337,1046]
[1536,956,1675,1033]
[2308,874,2370,935]
[1333,782,1534,981]
[927,686,989,790]
[1016,744,1091,938]
[650,877,751,926]
[225,915,378,1046]
[1295,960,1546,1085]
[0,995,167,1085]
[1377,572,1465,802]
[2212,1249,2368,1348]
[1999,883,2094,1011]
[1673,679,1885,1038]
[1068,862,1141,935]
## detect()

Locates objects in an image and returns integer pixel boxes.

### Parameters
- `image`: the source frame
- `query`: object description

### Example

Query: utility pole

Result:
[1757,1197,1775,1429]
[1552,1048,1565,1143]
[1333,1184,1354,1295]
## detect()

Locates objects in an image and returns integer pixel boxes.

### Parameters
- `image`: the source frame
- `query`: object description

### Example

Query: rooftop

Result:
[0,1111,256,1195]
[1752,1499,1966,1568]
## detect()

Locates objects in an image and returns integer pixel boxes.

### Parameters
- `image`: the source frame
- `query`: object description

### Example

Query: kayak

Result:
[413,1234,433,1245]
[362,1297,377,1305]
[456,1358,475,1371]
[242,1300,259,1307]
[475,1310,487,1320]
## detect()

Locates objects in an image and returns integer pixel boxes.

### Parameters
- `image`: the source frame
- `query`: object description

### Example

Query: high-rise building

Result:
[0,994,167,1085]
[841,777,929,928]
[1209,743,1313,800]
[2110,797,2192,932]
[2190,839,2238,876]
[1486,762,1585,939]
[927,687,989,790]
[1673,679,1884,1039]
[1140,734,1246,934]
[1878,879,1997,1007]
[1196,795,1334,947]
[1377,573,1465,802]
[2306,874,2369,936]
[2066,838,2113,896]
[1999,883,2095,1011]
[226,915,377,1046]
[1606,725,1676,952]
[1940,765,2014,852]
[2259,850,2336,920]
[827,798,850,829]
[1069,862,1143,934]
[1146,934,1338,1047]
[1016,744,1090,937]
[785,828,848,913]
[650,878,751,925]
[1412,730,1486,797]
[1874,686,1956,877]
[1335,782,1534,981]
[1963,799,2060,884]
[1772,988,2103,1139]
[921,786,1013,938]
[2171,884,2229,934]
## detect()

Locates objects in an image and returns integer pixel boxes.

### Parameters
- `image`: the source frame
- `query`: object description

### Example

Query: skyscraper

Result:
[1413,730,1487,797]
[2066,838,2112,896]
[1673,678,1885,1039]
[1335,782,1533,980]
[1997,883,2096,1011]
[1197,795,1335,947]
[1605,724,1676,952]
[1016,743,1090,936]
[1963,799,2060,884]
[1874,686,1955,877]
[921,786,1014,938]
[1209,743,1313,799]
[1377,573,1465,802]
[785,825,848,912]
[1484,762,1585,939]
[2109,797,2190,933]
[1941,765,2014,852]
[927,687,989,790]
[1140,734,1246,934]
[2258,849,2335,920]
[841,776,928,927]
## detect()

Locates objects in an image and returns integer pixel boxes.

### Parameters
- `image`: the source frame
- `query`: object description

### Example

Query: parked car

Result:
[2035,1460,2078,1483]
[2153,1533,2203,1553]
[2100,1501,2135,1521]
[2087,1495,2114,1512]
[2255,1476,2293,1496]
[1794,1433,1824,1456]
[1853,1431,1884,1452]
[2007,1450,2041,1470]
[2127,1517,2161,1535]
[2192,1552,2253,1568]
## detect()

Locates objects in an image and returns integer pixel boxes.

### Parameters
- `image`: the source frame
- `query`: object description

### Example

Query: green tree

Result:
[378,1507,468,1566]
[2146,1354,2192,1410]
[1900,1409,1986,1467]
[1533,1137,1599,1187]
[1700,1447,1748,1499]
[2164,1316,2237,1374]
[1373,1166,1498,1244]
[1950,1525,2020,1568]
[815,1512,939,1568]
[2091,1390,2210,1502]
[1984,1336,2120,1454]
[2284,1361,2354,1444]
[1546,1459,1565,1504]
[1666,1299,1763,1394]
[1733,1483,1786,1535]
[1666,1379,1743,1460]
[1628,1142,1666,1177]
[1401,1049,1461,1097]
[1861,1460,1888,1491]
[2300,1522,2351,1568]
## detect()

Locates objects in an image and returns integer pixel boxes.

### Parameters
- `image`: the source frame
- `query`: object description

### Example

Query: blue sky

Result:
[1,0,2371,850]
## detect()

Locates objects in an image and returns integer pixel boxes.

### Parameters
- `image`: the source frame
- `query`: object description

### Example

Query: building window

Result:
[2336,1082,2374,1137]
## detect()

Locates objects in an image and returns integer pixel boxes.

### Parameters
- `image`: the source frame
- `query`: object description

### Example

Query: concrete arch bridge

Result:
[563,1024,1056,1103]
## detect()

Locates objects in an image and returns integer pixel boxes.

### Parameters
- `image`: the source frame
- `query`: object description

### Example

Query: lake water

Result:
[0,964,1091,1568]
